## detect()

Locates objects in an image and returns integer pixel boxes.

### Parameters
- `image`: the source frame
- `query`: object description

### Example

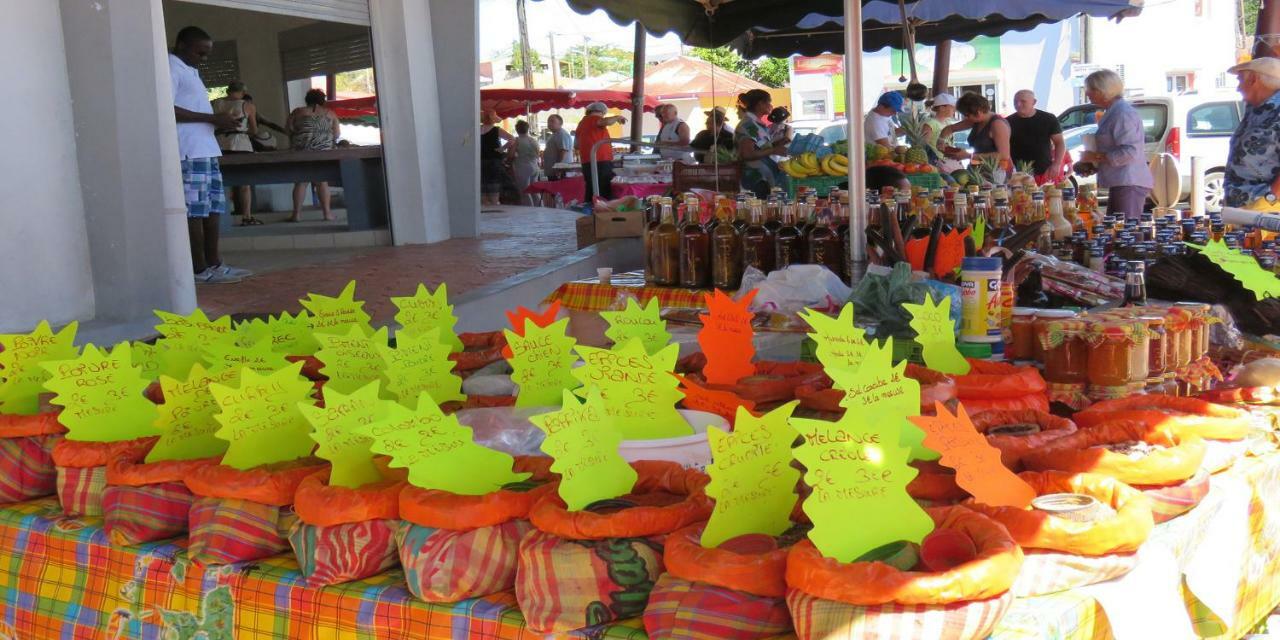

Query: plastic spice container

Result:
[1032,309,1079,364]
[1140,315,1168,378]
[1038,318,1090,384]
[1007,308,1037,361]
[1086,320,1141,387]
[960,257,1004,343]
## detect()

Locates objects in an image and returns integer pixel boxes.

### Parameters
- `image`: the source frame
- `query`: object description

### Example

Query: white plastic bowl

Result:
[618,409,729,470]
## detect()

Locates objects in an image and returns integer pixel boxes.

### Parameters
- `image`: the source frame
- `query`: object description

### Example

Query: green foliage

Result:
[1245,0,1261,36]
[690,47,790,88]
[560,44,633,80]
[509,40,543,77]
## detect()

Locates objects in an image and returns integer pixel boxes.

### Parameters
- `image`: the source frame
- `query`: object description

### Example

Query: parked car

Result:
[1062,124,1099,192]
[1058,93,1243,210]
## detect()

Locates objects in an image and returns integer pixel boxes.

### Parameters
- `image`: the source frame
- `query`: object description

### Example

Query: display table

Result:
[0,452,1277,639]
[544,271,710,312]
[525,177,671,207]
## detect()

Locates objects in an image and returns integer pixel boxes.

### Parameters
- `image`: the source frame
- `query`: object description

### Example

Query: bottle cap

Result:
[961,256,1002,272]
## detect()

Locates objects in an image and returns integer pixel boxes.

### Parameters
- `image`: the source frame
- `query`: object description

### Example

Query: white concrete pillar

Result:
[369,0,452,244]
[59,0,196,323]
[429,0,480,238]
[0,2,96,331]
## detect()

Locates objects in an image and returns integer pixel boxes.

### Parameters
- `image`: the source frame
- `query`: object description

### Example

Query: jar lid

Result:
[1035,309,1078,319]
[1088,319,1143,342]
[961,256,1002,272]
[1139,315,1166,326]
[1012,307,1037,317]
[957,342,992,359]
[1039,318,1089,333]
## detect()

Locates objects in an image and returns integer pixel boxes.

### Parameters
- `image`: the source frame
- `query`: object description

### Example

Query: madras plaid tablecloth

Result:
[0,498,646,639]
[543,272,709,313]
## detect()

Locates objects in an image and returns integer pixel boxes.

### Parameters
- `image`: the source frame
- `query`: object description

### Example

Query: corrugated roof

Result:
[607,56,767,100]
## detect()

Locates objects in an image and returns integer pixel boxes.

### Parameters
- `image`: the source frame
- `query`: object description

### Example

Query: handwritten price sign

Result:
[146,363,240,462]
[0,320,79,415]
[210,362,316,470]
[530,388,636,511]
[573,340,689,439]
[42,343,160,442]
[392,283,464,352]
[504,317,579,408]
[701,402,797,548]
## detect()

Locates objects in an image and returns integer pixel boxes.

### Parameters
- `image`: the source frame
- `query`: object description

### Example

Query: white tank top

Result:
[658,119,694,162]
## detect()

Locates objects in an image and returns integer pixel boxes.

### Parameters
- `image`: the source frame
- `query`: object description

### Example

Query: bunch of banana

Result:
[780,152,829,178]
[820,153,849,176]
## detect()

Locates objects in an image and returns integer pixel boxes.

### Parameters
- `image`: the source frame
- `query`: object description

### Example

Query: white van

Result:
[1058,92,1243,210]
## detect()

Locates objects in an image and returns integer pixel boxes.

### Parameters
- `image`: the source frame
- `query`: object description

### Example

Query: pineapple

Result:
[898,108,932,166]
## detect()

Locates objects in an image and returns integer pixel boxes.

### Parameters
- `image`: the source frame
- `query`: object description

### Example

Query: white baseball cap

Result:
[1229,57,1280,82]
[584,101,608,114]
[930,93,958,108]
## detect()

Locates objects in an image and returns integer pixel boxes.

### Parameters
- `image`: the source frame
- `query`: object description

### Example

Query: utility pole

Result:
[548,32,560,89]
[583,36,591,79]
[630,22,646,150]
[516,0,534,90]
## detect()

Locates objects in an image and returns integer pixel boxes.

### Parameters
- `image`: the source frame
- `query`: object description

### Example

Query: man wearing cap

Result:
[690,106,736,164]
[1225,58,1280,209]
[864,91,904,148]
[1007,90,1066,184]
[575,101,627,204]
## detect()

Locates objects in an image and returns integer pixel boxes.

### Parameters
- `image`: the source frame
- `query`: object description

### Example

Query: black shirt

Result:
[1007,109,1062,174]
[690,125,736,162]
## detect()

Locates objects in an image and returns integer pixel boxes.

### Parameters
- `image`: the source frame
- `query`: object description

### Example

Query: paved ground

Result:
[199,206,581,324]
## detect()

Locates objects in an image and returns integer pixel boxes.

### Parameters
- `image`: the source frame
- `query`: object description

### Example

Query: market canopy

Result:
[480,88,659,118]
[731,0,1144,57]
[604,56,767,100]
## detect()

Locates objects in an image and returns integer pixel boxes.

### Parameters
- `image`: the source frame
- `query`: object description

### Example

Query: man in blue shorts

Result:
[170,26,252,284]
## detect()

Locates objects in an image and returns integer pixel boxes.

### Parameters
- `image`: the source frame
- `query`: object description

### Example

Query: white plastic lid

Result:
[1034,309,1078,319]
[1012,307,1037,317]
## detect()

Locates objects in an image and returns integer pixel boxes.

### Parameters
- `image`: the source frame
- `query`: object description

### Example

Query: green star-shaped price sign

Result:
[316,325,389,395]
[392,283,464,353]
[799,304,868,371]
[0,320,79,415]
[301,280,373,337]
[210,362,316,470]
[601,298,671,355]
[792,344,934,562]
[902,293,970,375]
[146,363,241,462]
[829,339,933,461]
[1188,240,1280,300]
[42,343,161,442]
[701,402,799,548]
[268,311,319,355]
[129,341,163,382]
[377,328,463,408]
[154,309,232,378]
[367,392,529,495]
[203,336,293,376]
[300,381,389,488]
[504,317,579,408]
[530,387,637,511]
[228,317,271,348]
[572,339,690,439]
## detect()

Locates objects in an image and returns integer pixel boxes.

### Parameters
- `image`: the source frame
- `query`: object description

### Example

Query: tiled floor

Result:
[199,206,583,324]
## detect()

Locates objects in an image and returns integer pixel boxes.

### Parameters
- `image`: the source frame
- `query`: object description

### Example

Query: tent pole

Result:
[630,22,646,152]
[932,40,951,95]
[844,0,866,267]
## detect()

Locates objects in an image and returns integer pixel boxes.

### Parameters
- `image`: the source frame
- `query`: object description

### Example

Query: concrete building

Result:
[0,0,480,335]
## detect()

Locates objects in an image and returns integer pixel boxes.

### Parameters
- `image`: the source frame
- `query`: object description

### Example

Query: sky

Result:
[477,0,684,63]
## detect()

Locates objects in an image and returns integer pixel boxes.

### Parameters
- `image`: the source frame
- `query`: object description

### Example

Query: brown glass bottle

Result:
[643,196,663,284]
[764,197,783,234]
[742,200,776,274]
[775,204,808,269]
[679,202,711,288]
[651,199,680,286]
[807,213,843,277]
[733,196,750,233]
[711,204,743,290]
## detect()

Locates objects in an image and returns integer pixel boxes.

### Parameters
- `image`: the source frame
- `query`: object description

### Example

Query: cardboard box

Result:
[594,210,645,240]
[575,215,596,249]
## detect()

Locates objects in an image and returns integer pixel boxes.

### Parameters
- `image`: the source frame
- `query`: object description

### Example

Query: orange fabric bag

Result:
[528,460,713,540]
[285,355,326,380]
[398,456,556,529]
[663,523,790,598]
[785,506,1023,606]
[0,412,65,438]
[954,360,1048,413]
[1022,421,1205,486]
[906,460,969,504]
[294,469,403,527]
[106,455,219,487]
[52,437,157,469]
[965,471,1153,556]
[970,410,1078,468]
[184,458,329,506]
[1072,395,1251,441]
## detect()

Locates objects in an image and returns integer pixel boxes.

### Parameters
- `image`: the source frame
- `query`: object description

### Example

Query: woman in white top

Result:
[211,81,261,225]
[655,104,694,163]
[508,120,542,205]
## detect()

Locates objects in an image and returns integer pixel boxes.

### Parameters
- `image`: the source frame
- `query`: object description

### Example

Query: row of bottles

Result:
[644,190,851,289]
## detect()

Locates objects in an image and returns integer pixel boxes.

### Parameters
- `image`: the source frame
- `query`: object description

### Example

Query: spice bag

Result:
[966,471,1152,596]
[285,355,326,381]
[1073,395,1251,441]
[103,454,218,546]
[953,360,1048,414]
[52,437,156,517]
[785,506,1023,640]
[1022,421,1206,486]
[970,410,1077,469]
[452,331,507,376]
[184,459,326,565]
[288,470,403,586]
[681,352,828,406]
[795,364,956,415]
[906,460,968,505]
[1134,470,1211,524]
[516,460,714,634]
[396,456,556,602]
[643,523,792,640]
[0,412,65,504]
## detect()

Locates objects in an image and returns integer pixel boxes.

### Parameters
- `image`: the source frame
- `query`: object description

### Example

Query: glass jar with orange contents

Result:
[1032,310,1078,364]
[1165,308,1194,369]
[1038,318,1089,384]
[1140,315,1168,379]
[1086,320,1142,387]
[1175,302,1211,361]
[1007,308,1037,361]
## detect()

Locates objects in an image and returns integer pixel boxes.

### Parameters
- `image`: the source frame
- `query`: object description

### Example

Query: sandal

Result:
[238,217,265,226]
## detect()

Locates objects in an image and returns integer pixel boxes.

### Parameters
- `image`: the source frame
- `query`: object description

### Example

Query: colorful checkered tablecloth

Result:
[543,272,710,313]
[1,454,1278,639]
[0,498,646,639]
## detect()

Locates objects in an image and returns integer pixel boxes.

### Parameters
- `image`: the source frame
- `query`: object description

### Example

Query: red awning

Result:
[480,88,658,118]
[328,96,378,119]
